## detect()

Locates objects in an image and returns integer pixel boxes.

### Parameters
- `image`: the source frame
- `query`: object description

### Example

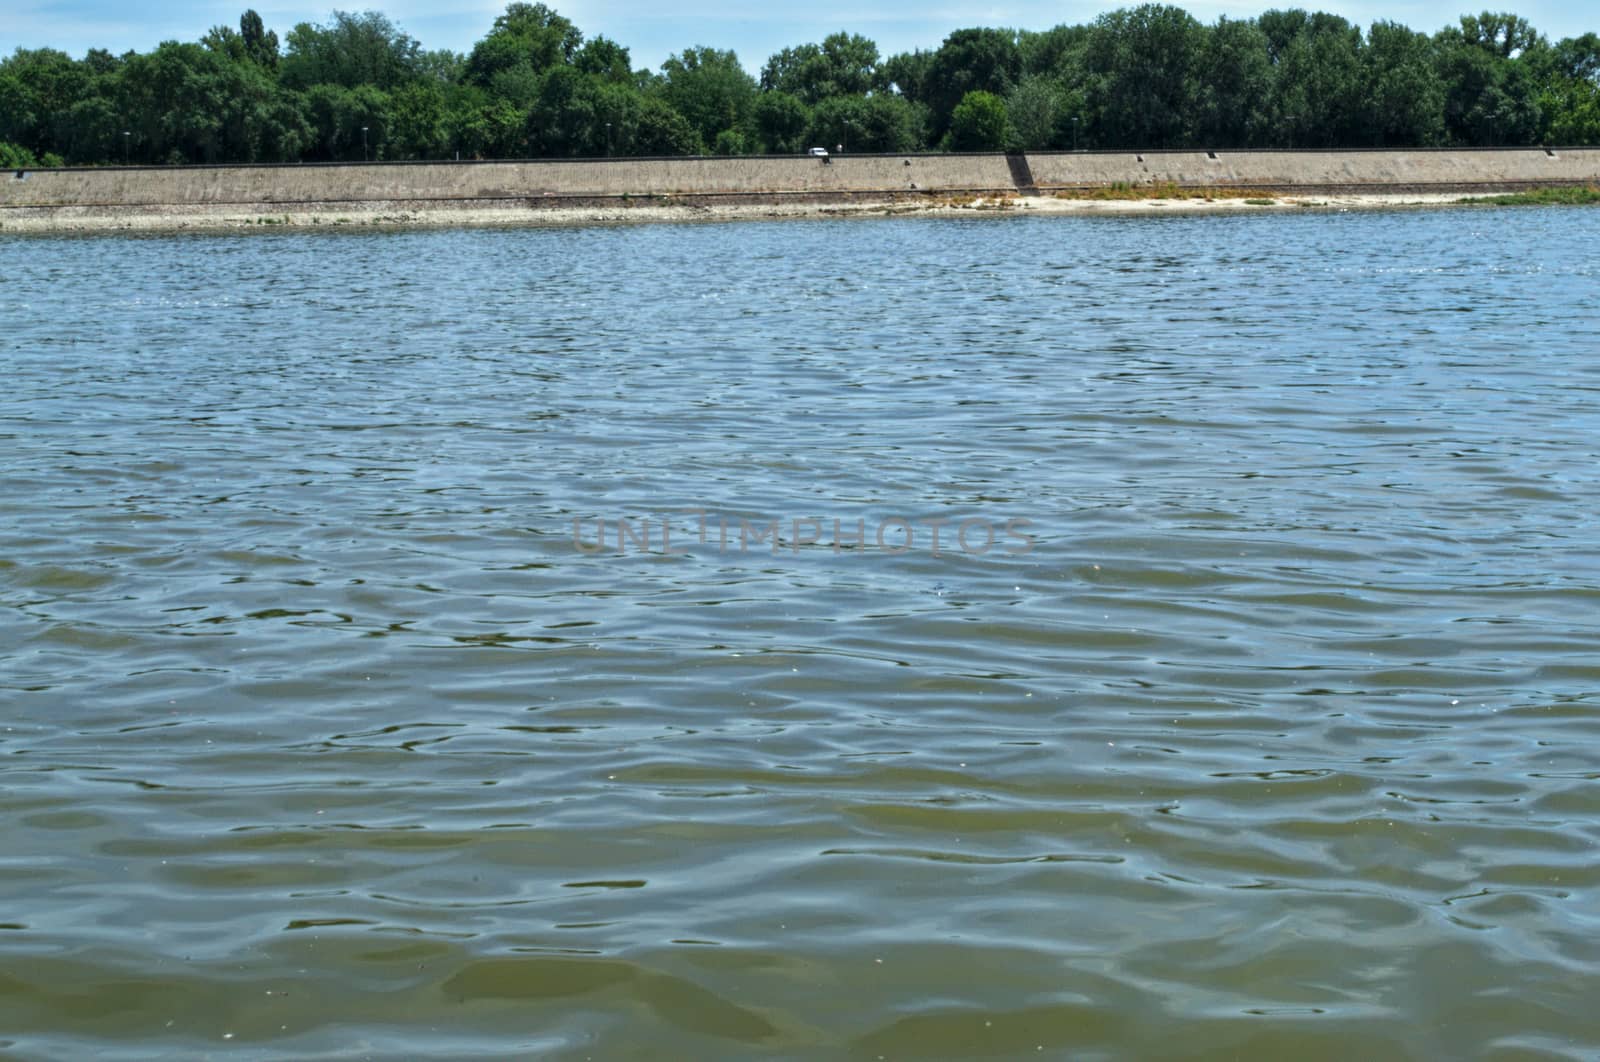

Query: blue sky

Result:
[4,0,1594,72]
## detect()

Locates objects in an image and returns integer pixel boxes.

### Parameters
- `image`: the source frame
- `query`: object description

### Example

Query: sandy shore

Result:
[0,191,1518,234]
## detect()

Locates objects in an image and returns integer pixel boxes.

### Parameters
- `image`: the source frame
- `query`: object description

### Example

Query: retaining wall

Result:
[1026,148,1600,192]
[0,155,1011,209]
[4,149,1598,212]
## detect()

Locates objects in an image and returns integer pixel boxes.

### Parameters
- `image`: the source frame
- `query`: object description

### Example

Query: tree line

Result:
[2,3,1597,168]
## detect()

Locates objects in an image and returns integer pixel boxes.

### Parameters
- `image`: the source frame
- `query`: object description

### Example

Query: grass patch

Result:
[934,192,1021,210]
[976,193,1020,210]
[1461,185,1600,206]
[1244,198,1277,206]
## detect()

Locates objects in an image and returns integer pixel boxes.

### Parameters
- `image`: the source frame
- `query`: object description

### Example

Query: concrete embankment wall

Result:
[3,149,1598,213]
[1026,148,1600,192]
[0,155,1012,209]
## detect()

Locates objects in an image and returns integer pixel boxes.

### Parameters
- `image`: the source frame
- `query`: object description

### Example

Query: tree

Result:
[632,95,702,154]
[754,90,811,152]
[1194,17,1273,146]
[0,70,38,148]
[881,49,933,100]
[1435,30,1544,145]
[1084,4,1204,148]
[1363,21,1446,146]
[1006,75,1063,149]
[0,3,1585,165]
[202,10,279,68]
[656,47,755,152]
[0,49,90,157]
[924,29,1021,137]
[119,43,221,162]
[281,11,423,91]
[859,93,924,151]
[1549,33,1600,82]
[805,93,921,152]
[948,89,1007,150]
[1539,33,1600,144]
[761,32,882,104]
[241,10,281,68]
[446,88,527,158]
[529,64,602,155]
[1543,78,1600,143]
[1019,25,1091,80]
[300,82,391,160]
[576,36,633,83]
[1263,12,1366,147]
[388,79,450,157]
[1458,12,1543,58]
[465,2,581,86]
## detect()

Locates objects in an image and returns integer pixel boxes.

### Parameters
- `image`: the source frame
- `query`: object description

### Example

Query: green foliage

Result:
[948,90,1008,150]
[1435,28,1544,144]
[575,36,632,84]
[2,4,1598,168]
[1264,12,1367,147]
[1542,77,1600,143]
[1,141,39,167]
[761,32,882,104]
[1548,32,1600,81]
[1195,17,1273,145]
[205,10,280,68]
[922,29,1022,137]
[1084,4,1205,148]
[881,50,933,99]
[807,94,922,152]
[753,91,810,153]
[656,47,756,152]
[1463,184,1600,204]
[465,3,581,87]
[281,10,423,91]
[1006,76,1063,149]
[1363,21,1446,145]
[632,95,702,155]
[302,83,391,160]
[1019,25,1091,80]
[387,80,451,157]
[1457,12,1543,57]
[713,128,751,155]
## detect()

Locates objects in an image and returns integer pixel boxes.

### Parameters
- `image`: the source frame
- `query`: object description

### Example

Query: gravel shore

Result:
[0,191,1515,234]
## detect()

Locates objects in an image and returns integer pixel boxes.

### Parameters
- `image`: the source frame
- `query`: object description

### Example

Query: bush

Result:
[948,91,1008,151]
[0,141,39,167]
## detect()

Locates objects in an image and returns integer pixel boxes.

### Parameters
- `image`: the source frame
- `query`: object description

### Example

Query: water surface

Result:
[3,209,1599,1059]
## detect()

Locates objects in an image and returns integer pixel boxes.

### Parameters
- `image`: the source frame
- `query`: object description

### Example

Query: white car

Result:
[808,147,829,158]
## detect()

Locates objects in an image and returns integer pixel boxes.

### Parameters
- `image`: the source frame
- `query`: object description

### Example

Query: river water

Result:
[3,209,1599,1059]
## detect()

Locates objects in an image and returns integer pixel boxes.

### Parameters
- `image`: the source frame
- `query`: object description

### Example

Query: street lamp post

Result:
[605,122,612,157]
[122,130,130,164]
[362,125,369,162]
[1072,116,1080,152]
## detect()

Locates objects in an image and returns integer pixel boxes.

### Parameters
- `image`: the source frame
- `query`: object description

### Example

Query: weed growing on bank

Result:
[1053,182,1275,201]
[1461,185,1600,206]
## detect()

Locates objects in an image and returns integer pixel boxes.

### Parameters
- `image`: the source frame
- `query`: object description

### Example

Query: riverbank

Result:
[0,189,1582,234]
[7,148,1599,233]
